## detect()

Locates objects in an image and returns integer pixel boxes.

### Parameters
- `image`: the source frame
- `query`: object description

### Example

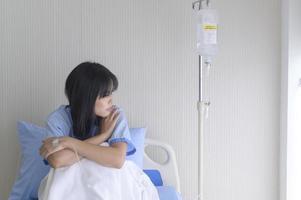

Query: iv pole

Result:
[197,53,211,200]
[192,0,211,199]
[198,55,206,200]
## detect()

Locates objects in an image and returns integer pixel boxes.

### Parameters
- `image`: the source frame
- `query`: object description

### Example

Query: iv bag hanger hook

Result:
[192,0,210,10]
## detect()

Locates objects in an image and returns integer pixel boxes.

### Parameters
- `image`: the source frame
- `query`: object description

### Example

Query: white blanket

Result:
[38,159,159,200]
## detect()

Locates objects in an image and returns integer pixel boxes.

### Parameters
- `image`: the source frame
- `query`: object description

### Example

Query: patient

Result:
[38,62,159,200]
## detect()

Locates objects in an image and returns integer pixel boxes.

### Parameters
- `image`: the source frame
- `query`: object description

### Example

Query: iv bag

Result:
[196,8,218,64]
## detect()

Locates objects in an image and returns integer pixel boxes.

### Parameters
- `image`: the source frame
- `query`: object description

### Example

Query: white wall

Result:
[282,0,301,199]
[280,0,288,199]
[0,0,280,200]
[204,0,280,199]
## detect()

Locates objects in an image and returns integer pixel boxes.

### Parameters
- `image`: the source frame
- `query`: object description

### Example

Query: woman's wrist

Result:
[59,136,77,150]
[83,133,106,145]
[96,132,109,143]
[60,132,110,151]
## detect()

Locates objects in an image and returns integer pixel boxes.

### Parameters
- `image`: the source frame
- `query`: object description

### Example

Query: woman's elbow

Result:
[47,155,64,169]
[114,155,126,169]
[51,162,62,169]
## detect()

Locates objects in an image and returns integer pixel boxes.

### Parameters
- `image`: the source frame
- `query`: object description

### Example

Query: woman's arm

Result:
[72,139,127,169]
[49,136,127,169]
[43,107,120,168]
[46,133,108,168]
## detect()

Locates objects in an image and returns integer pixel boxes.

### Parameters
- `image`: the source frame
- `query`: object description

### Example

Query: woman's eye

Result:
[105,92,112,97]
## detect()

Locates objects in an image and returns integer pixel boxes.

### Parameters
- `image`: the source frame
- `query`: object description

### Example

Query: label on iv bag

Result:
[202,24,217,45]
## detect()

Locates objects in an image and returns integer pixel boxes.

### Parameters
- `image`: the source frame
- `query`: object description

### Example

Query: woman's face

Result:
[94,95,114,117]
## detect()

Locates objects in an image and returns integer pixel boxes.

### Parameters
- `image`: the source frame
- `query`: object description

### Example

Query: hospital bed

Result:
[143,138,182,200]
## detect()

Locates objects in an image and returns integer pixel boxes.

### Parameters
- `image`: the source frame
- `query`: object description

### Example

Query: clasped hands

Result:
[39,136,73,159]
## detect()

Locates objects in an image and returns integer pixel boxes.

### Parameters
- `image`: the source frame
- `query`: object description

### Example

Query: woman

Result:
[38,62,159,200]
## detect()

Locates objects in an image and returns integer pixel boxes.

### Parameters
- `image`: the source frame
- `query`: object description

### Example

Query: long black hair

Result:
[65,62,118,140]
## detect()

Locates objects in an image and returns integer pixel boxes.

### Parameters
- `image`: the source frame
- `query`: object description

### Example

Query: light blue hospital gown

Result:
[44,105,136,161]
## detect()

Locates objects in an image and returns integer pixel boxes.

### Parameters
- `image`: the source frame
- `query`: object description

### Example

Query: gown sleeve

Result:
[45,105,71,137]
[107,107,136,156]
[43,105,71,165]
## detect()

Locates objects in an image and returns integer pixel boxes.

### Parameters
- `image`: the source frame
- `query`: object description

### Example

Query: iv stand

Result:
[197,55,210,200]
[198,55,204,200]
[193,1,211,199]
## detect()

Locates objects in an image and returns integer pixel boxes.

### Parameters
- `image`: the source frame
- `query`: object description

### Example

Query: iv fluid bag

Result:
[196,8,218,63]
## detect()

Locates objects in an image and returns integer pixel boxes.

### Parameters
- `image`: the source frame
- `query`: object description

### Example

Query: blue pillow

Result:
[9,121,51,200]
[126,127,146,168]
